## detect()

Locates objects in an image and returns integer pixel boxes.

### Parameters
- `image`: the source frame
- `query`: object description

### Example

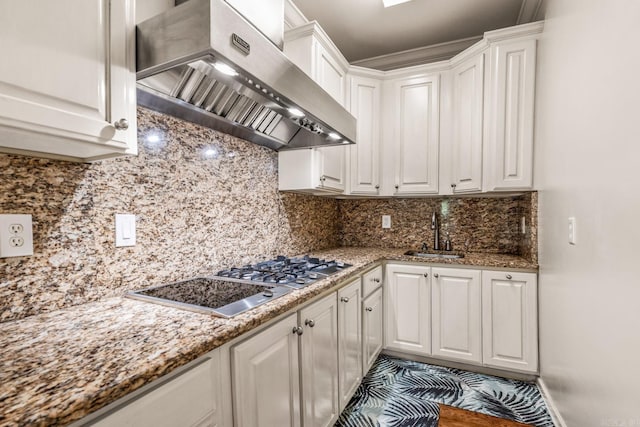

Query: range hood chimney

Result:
[136,0,356,151]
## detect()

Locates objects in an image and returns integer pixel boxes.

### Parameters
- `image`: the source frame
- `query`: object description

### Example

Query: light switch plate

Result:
[0,214,34,258]
[568,217,576,245]
[115,214,136,247]
[382,215,391,229]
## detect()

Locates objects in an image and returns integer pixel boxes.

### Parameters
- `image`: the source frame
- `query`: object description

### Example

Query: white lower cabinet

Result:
[482,270,538,372]
[362,287,383,374]
[384,263,538,374]
[232,313,301,427]
[384,264,431,355]
[299,294,340,427]
[89,348,229,427]
[337,278,363,410]
[431,267,482,364]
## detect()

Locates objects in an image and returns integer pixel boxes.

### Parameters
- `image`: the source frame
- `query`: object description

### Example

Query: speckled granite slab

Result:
[0,248,536,426]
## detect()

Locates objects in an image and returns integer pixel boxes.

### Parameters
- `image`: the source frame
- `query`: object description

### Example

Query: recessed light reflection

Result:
[214,62,238,76]
[143,131,166,151]
[328,132,341,140]
[203,147,219,159]
[288,107,305,118]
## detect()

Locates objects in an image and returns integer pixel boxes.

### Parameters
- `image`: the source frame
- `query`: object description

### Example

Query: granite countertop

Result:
[0,247,536,426]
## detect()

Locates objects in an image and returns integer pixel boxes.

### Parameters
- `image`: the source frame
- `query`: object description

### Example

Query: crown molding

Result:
[350,36,482,71]
[284,0,308,30]
[483,21,544,43]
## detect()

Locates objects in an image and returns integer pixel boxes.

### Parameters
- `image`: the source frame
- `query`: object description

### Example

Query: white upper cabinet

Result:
[283,22,348,107]
[484,37,537,191]
[389,73,441,196]
[0,0,137,162]
[450,54,485,193]
[279,22,349,194]
[278,146,345,194]
[347,73,382,195]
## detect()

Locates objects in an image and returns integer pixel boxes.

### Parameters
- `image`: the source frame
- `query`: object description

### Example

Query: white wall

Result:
[535,0,640,425]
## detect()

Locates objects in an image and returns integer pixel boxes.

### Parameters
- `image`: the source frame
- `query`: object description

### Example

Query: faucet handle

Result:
[421,242,428,252]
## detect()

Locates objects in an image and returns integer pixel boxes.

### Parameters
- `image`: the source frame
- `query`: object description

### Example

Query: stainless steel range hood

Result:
[136,0,356,150]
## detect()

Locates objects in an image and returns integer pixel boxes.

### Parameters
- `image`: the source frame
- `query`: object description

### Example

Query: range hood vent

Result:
[136,0,356,151]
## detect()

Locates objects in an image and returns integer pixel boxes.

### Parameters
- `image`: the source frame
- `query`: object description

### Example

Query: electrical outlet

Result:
[382,215,391,229]
[0,214,34,258]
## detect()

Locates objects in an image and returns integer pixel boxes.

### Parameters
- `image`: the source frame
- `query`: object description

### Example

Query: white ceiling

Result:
[291,0,544,66]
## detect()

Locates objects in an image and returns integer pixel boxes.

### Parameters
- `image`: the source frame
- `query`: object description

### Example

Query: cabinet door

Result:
[431,268,482,364]
[232,313,301,427]
[337,278,362,410]
[451,54,484,193]
[92,350,223,427]
[486,39,536,191]
[384,264,431,355]
[392,74,440,195]
[362,288,383,374]
[318,146,346,192]
[482,271,538,373]
[0,0,136,161]
[348,75,381,195]
[314,41,346,106]
[299,294,339,427]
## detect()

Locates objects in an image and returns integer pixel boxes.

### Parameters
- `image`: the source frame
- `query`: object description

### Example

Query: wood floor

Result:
[438,405,533,427]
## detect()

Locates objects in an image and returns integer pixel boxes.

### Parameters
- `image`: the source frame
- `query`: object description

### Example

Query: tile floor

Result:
[335,354,554,427]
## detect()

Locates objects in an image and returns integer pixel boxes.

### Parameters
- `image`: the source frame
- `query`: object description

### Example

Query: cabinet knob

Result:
[451,183,457,189]
[340,296,350,303]
[375,184,380,190]
[304,319,315,328]
[320,175,326,182]
[292,326,303,336]
[394,184,399,190]
[434,273,439,278]
[113,118,129,130]
[371,277,380,283]
[365,307,373,312]
[506,274,513,280]
[423,273,428,278]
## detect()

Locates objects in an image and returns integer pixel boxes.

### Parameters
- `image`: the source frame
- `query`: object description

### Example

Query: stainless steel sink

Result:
[404,250,464,259]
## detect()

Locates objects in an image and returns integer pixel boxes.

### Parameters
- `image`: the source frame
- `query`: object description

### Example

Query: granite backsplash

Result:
[0,107,537,323]
[0,108,340,323]
[339,193,537,261]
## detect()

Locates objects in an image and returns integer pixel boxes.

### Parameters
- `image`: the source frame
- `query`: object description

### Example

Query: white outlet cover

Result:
[115,214,136,247]
[0,214,34,258]
[382,215,391,229]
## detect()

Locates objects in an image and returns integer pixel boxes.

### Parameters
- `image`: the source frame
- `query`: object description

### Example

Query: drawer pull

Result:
[506,274,513,280]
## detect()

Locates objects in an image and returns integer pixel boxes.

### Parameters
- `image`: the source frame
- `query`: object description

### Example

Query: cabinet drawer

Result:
[92,356,218,427]
[362,265,382,297]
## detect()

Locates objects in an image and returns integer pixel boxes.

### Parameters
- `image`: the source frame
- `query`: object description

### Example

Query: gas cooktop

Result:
[216,255,352,289]
[127,255,352,318]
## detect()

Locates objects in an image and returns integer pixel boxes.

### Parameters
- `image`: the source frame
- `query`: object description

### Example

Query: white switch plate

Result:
[0,214,34,258]
[382,215,391,229]
[568,217,576,245]
[115,214,136,247]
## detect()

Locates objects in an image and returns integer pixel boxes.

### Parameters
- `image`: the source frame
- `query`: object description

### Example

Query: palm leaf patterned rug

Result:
[335,354,554,427]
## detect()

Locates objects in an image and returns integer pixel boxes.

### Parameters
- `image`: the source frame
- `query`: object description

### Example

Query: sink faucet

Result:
[431,212,440,251]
